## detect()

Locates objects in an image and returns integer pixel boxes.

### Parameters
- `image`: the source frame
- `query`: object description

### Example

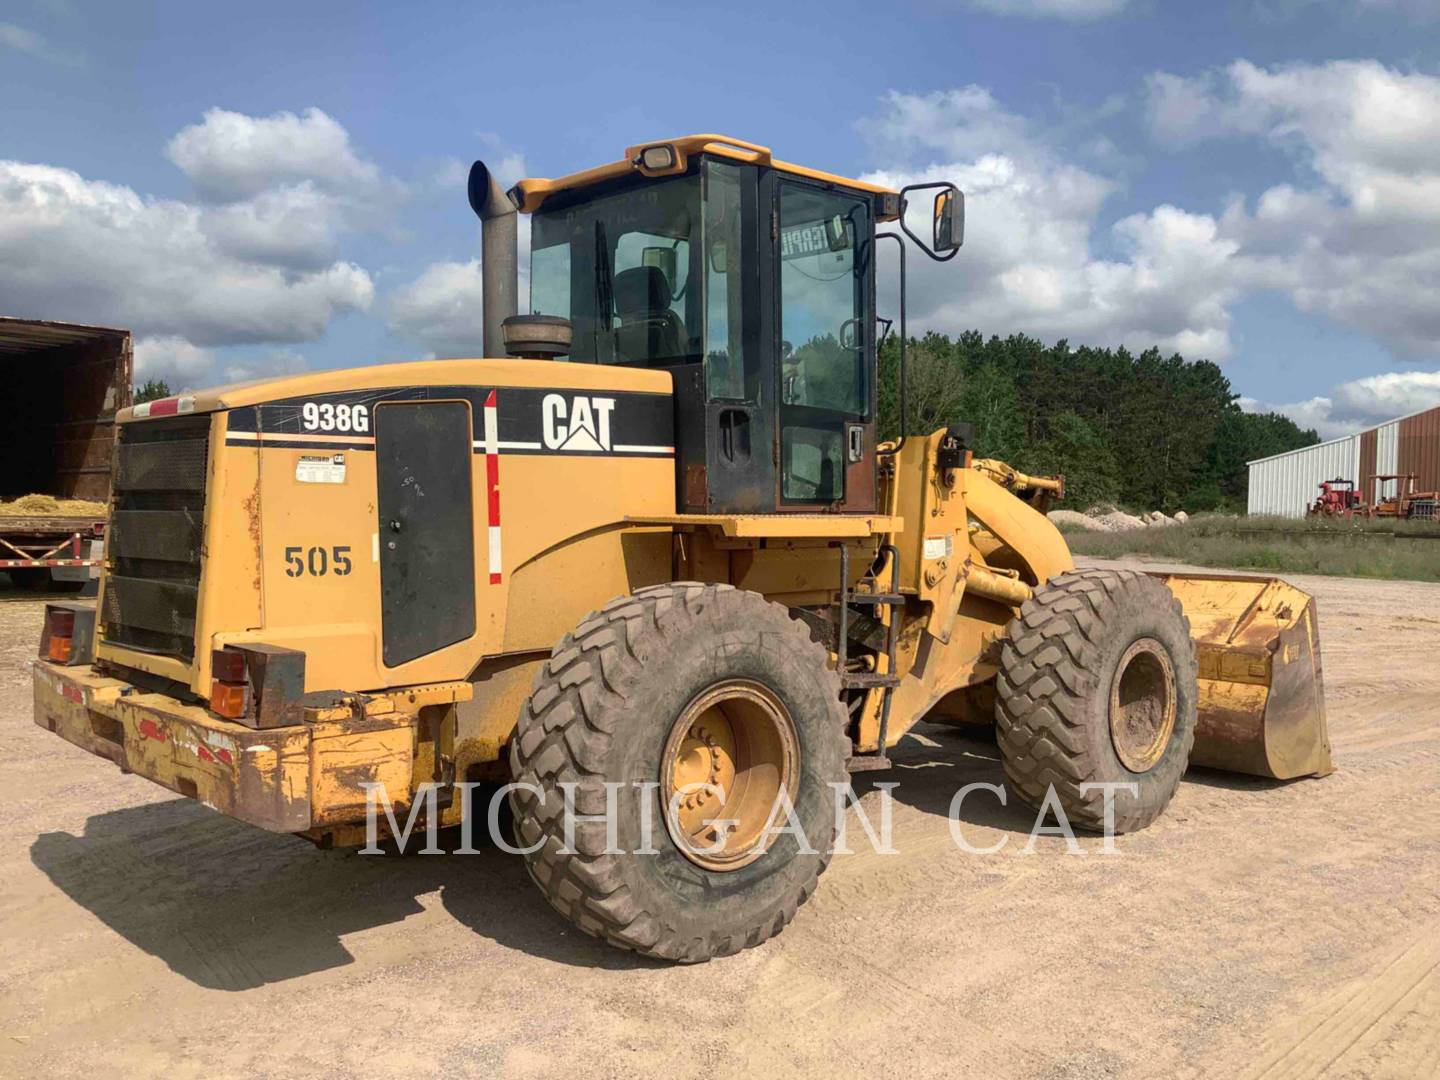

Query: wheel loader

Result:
[32,134,1333,962]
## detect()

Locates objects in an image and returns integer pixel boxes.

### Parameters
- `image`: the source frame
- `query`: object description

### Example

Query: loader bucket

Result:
[1150,573,1334,780]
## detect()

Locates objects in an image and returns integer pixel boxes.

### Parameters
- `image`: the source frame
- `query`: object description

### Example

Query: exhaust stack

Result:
[467,160,519,359]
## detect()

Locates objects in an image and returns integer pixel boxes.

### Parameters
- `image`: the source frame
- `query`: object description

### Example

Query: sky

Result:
[3,0,1440,438]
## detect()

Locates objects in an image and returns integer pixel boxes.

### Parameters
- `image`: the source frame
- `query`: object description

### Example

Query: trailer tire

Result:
[995,568,1197,834]
[508,583,848,962]
[7,568,50,591]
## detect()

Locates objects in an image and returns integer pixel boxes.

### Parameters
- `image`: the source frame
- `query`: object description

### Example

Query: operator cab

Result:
[502,136,960,515]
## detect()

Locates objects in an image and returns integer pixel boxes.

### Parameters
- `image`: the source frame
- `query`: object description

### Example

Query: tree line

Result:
[877,331,1318,513]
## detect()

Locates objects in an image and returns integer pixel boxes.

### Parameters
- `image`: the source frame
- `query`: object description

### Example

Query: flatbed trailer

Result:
[0,515,105,571]
[0,317,130,588]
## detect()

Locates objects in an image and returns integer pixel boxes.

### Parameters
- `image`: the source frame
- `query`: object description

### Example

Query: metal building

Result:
[1247,403,1440,517]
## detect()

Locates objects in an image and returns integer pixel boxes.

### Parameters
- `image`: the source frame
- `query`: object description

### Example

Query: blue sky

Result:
[3,0,1440,436]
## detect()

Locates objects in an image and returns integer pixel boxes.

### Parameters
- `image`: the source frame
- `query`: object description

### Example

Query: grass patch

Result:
[1059,514,1440,582]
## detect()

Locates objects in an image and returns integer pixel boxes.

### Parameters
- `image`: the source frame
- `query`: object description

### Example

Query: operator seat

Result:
[612,266,686,364]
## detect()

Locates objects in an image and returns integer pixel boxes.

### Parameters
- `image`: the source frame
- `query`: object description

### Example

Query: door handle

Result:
[718,409,751,465]
[847,425,864,463]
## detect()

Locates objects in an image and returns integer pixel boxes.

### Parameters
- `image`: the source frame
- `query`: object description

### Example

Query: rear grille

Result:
[102,415,210,661]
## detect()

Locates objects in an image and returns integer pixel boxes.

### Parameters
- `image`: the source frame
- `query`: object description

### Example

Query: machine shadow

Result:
[1178,764,1297,792]
[866,723,1300,825]
[30,797,660,991]
[850,723,1041,835]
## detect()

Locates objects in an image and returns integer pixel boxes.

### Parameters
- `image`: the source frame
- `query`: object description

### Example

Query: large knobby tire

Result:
[995,568,1198,834]
[508,583,847,962]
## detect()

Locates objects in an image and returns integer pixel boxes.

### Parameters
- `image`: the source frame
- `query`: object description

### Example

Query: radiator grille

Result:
[102,415,210,661]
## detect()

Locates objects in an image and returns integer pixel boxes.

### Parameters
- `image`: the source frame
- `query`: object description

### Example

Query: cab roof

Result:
[509,134,901,218]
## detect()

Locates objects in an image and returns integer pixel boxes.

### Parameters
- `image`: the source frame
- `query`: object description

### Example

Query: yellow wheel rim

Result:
[1109,638,1178,774]
[660,680,799,871]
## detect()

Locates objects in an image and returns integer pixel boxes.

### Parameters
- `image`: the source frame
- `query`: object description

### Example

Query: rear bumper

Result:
[32,661,422,833]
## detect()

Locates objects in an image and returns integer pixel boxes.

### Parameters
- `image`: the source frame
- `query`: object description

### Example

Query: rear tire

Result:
[508,583,848,962]
[995,569,1197,833]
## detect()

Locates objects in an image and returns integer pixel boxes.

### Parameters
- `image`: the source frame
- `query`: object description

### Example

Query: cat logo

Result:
[542,393,617,452]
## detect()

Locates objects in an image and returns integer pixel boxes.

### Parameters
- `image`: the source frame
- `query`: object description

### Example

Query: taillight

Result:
[210,647,250,719]
[211,647,247,682]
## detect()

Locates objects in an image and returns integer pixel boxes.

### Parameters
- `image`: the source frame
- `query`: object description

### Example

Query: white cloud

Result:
[219,347,309,385]
[0,106,401,388]
[133,337,310,391]
[0,22,80,65]
[860,88,1242,359]
[0,160,374,348]
[166,107,380,203]
[964,0,1130,18]
[1146,59,1440,360]
[164,107,402,271]
[133,336,214,382]
[1242,369,1440,437]
[197,182,346,270]
[386,260,487,357]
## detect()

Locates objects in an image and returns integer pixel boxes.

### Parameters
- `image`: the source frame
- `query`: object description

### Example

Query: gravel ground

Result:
[0,560,1436,1079]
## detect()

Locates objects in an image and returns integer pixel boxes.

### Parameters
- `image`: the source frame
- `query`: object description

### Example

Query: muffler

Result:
[467,160,519,359]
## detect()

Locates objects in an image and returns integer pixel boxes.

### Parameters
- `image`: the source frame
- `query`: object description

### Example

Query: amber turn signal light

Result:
[209,680,249,719]
[44,608,76,663]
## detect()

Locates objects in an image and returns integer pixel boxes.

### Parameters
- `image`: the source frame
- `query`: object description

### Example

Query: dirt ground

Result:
[1,561,1437,1079]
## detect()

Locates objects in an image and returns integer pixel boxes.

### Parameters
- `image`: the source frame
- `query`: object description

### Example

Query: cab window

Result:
[777,183,871,503]
[530,175,700,366]
[778,185,869,417]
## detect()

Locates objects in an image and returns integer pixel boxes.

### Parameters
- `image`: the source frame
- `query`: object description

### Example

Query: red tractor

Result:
[1308,478,1363,518]
[1363,474,1440,520]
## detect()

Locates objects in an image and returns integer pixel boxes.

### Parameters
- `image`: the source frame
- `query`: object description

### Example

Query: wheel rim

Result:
[1108,638,1177,774]
[660,680,799,872]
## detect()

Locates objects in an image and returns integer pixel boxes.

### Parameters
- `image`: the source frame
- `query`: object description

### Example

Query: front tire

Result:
[508,583,848,962]
[995,569,1197,833]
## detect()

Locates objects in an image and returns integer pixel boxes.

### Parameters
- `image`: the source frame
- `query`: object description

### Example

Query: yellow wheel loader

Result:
[32,135,1332,962]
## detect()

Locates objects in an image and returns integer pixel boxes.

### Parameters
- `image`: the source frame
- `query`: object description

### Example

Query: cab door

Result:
[771,179,876,512]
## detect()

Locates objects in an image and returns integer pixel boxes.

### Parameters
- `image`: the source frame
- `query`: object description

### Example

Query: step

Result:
[846,754,892,772]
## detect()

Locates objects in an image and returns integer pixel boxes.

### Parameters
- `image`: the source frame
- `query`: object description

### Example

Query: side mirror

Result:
[824,214,852,252]
[642,246,678,293]
[933,187,963,252]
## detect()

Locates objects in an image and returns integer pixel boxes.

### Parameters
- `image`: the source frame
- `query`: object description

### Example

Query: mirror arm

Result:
[876,232,906,456]
[897,181,962,263]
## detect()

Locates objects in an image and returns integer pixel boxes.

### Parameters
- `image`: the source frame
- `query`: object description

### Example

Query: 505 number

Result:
[284,545,352,578]
[301,401,369,433]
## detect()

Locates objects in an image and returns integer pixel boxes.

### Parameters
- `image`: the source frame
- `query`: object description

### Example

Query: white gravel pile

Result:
[1047,509,1109,532]
[1048,506,1195,532]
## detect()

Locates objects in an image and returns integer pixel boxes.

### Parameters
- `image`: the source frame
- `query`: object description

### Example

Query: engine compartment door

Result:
[375,401,476,667]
